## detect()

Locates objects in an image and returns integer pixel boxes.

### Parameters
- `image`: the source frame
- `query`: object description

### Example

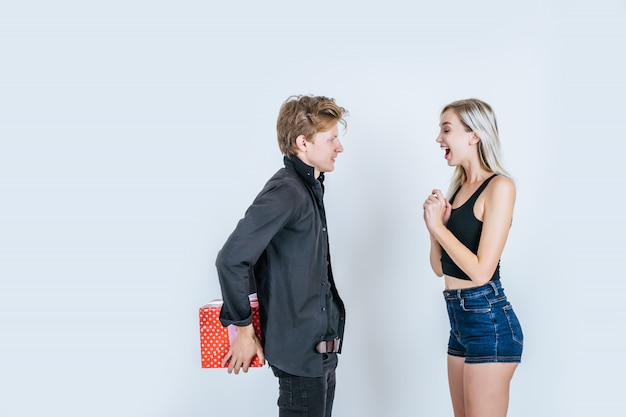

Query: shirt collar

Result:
[284,155,324,187]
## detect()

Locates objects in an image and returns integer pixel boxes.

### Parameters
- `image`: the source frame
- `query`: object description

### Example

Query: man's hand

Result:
[221,324,265,374]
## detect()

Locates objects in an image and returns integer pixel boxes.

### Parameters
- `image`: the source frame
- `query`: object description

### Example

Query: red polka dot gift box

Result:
[199,293,263,368]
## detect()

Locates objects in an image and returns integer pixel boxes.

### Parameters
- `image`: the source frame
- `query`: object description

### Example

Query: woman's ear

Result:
[470,132,480,145]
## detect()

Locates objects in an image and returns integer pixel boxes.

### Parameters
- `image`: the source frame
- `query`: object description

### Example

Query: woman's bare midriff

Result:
[444,275,487,290]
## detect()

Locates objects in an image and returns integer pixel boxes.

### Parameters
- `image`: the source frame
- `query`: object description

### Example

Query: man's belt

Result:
[315,338,341,353]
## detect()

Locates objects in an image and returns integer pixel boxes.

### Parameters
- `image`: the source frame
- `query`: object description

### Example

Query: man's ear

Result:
[295,135,308,152]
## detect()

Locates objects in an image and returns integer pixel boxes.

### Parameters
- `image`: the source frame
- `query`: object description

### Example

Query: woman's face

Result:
[436,109,475,166]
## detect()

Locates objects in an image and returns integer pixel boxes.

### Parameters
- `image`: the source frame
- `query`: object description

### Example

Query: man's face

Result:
[300,123,343,178]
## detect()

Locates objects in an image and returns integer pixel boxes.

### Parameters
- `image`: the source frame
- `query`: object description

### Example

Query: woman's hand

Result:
[423,189,451,235]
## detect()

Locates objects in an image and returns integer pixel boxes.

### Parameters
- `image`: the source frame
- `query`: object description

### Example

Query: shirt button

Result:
[322,307,326,311]
[322,227,326,232]
[321,282,326,286]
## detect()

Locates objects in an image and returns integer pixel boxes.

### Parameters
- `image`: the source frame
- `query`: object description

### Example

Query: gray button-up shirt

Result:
[216,156,345,377]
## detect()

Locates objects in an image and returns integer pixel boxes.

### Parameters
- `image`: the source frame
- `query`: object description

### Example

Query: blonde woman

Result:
[423,99,523,417]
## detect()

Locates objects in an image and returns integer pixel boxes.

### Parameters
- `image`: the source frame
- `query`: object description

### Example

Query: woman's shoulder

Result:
[491,174,515,187]
[486,174,516,202]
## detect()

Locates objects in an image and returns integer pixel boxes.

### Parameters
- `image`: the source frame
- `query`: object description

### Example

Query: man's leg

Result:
[271,353,338,417]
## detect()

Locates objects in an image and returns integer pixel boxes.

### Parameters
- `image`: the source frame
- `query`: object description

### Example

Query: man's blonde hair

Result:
[277,95,347,157]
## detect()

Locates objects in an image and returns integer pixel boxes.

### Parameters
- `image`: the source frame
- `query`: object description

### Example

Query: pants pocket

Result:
[460,295,491,313]
[503,304,524,345]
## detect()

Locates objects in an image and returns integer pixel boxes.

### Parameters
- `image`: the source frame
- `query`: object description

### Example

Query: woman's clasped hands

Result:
[423,189,452,234]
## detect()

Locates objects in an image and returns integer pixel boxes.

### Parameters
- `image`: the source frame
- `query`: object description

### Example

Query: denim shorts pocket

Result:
[460,295,491,313]
[503,304,524,345]
[486,293,507,305]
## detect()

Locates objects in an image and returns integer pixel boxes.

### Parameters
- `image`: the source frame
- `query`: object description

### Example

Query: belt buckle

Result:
[316,338,340,353]
[331,337,340,353]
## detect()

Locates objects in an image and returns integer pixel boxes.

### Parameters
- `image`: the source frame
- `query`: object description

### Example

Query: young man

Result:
[215,94,348,417]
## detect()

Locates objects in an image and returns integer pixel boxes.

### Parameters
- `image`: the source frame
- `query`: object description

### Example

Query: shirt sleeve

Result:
[215,179,302,327]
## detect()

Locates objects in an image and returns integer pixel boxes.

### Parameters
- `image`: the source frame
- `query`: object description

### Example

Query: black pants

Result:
[270,353,338,417]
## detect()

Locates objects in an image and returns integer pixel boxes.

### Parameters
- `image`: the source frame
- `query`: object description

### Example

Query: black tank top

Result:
[440,174,500,281]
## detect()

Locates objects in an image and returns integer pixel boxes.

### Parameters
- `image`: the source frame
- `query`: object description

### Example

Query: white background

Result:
[1,1,625,416]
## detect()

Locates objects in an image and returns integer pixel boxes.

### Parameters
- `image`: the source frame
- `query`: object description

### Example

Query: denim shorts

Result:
[444,280,523,364]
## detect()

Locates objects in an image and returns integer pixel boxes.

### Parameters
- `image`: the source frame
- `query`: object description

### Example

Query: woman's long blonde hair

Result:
[442,99,511,197]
